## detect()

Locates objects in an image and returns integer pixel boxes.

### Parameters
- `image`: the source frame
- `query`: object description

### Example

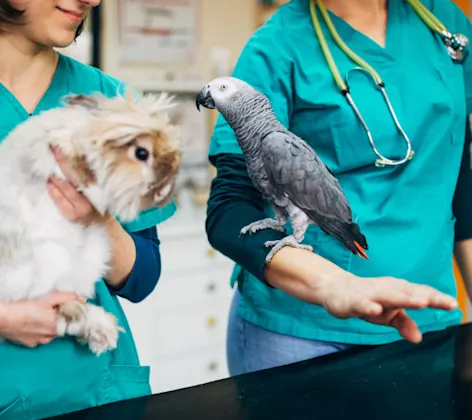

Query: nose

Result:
[79,0,101,7]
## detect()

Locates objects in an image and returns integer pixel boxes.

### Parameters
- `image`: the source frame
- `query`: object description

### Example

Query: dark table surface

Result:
[53,322,472,420]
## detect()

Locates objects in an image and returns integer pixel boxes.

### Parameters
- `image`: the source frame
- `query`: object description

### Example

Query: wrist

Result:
[0,303,11,333]
[264,247,352,306]
[87,210,114,227]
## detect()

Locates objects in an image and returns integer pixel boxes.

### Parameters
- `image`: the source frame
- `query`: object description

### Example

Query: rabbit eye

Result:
[135,147,149,162]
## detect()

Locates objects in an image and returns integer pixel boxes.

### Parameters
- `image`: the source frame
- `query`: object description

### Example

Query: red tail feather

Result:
[353,241,369,260]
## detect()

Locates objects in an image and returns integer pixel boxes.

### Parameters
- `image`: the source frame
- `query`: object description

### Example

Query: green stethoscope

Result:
[310,0,470,168]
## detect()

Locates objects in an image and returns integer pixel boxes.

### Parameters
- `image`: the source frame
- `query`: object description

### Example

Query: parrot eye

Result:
[135,147,150,162]
[221,84,227,91]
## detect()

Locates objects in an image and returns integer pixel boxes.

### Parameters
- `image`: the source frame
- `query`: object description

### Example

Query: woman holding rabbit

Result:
[0,1,175,418]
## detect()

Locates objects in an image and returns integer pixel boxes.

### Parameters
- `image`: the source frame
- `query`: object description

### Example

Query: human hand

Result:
[265,247,458,344]
[0,292,86,348]
[318,274,458,343]
[47,145,109,226]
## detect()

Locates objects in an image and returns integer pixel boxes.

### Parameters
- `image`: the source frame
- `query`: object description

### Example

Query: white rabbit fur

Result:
[0,91,180,355]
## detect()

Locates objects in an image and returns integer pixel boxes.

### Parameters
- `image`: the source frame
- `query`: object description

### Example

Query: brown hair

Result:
[0,0,85,38]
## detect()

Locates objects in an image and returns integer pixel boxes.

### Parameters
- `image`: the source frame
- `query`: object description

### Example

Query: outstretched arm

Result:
[453,6,472,302]
[453,119,472,301]
[207,153,458,344]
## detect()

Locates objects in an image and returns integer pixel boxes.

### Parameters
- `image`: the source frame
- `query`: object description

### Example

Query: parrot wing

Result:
[260,130,368,257]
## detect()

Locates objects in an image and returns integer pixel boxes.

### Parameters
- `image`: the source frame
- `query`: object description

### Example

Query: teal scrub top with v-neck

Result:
[0,53,175,419]
[209,0,472,345]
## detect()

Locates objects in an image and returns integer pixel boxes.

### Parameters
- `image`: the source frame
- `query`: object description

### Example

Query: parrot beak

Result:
[195,85,216,111]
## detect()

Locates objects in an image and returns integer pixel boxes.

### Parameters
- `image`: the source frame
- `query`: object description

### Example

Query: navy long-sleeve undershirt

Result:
[106,226,161,303]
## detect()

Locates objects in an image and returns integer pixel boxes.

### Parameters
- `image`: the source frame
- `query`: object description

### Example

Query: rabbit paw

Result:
[80,304,124,356]
[56,301,87,336]
[57,301,86,322]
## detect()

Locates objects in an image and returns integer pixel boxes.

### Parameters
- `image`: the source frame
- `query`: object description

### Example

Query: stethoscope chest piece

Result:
[443,33,470,63]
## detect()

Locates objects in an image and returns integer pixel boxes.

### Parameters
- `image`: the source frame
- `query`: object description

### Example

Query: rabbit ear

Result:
[63,94,101,111]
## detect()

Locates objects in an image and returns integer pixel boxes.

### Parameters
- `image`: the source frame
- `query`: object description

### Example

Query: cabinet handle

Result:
[207,282,217,293]
[208,361,218,372]
[207,316,217,328]
[207,248,216,257]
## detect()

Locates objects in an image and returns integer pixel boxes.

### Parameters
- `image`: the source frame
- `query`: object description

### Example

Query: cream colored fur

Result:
[0,90,180,355]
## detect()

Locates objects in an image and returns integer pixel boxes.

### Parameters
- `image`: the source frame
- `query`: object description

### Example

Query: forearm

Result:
[264,246,351,303]
[0,303,8,332]
[107,226,162,303]
[454,240,472,301]
[207,153,285,282]
[453,118,472,300]
[100,213,137,289]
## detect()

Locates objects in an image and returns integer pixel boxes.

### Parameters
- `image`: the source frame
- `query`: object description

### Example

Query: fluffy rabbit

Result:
[0,90,180,355]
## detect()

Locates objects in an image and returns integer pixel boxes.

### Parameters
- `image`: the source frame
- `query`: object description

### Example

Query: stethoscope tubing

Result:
[309,0,469,168]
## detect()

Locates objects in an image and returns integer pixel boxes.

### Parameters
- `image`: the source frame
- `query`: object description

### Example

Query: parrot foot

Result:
[264,235,313,263]
[239,218,285,236]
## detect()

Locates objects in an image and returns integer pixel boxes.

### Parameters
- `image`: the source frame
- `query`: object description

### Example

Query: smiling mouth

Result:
[57,7,85,22]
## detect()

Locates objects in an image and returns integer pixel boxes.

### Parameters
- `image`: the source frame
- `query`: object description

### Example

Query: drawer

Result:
[159,237,233,275]
[120,267,235,315]
[122,298,232,358]
[150,269,235,313]
[147,344,229,393]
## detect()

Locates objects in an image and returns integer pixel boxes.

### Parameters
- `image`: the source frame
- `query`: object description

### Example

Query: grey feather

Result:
[260,131,352,227]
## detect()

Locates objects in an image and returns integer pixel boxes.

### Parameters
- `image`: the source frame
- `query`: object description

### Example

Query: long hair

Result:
[0,0,85,38]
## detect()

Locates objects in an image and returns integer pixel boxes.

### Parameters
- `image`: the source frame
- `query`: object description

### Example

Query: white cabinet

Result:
[119,188,235,394]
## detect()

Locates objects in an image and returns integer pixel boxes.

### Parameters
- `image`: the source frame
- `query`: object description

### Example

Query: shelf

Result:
[125,79,204,94]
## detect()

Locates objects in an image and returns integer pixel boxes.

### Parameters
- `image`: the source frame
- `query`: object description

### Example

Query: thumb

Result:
[43,291,86,307]
[390,310,423,344]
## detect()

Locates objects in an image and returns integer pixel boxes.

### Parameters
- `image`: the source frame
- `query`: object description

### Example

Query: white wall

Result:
[100,0,256,87]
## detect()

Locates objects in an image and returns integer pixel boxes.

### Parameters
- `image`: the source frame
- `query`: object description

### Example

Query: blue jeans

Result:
[226,288,356,376]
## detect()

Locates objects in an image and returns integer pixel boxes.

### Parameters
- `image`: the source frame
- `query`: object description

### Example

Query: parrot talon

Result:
[240,218,285,237]
[264,235,313,263]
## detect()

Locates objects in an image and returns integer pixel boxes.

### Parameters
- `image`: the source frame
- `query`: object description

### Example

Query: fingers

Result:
[43,291,86,307]
[369,277,458,310]
[352,299,383,317]
[39,336,56,345]
[49,145,80,186]
[47,177,94,222]
[48,176,83,206]
[48,145,94,220]
[47,179,76,219]
[21,335,57,348]
[405,284,458,310]
[389,310,423,343]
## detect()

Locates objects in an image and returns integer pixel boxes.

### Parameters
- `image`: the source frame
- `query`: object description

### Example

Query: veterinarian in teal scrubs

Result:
[206,0,472,375]
[0,1,175,418]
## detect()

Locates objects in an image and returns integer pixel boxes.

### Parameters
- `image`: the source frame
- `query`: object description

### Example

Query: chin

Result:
[53,38,76,49]
[49,29,79,49]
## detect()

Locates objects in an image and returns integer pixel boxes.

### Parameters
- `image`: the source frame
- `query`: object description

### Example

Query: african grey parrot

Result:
[196,76,368,263]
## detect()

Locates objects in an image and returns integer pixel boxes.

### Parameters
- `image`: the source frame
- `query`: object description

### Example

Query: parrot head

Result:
[196,76,276,136]
[195,76,256,114]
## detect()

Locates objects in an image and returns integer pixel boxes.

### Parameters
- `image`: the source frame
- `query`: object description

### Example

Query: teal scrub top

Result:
[209,0,472,345]
[0,53,176,419]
